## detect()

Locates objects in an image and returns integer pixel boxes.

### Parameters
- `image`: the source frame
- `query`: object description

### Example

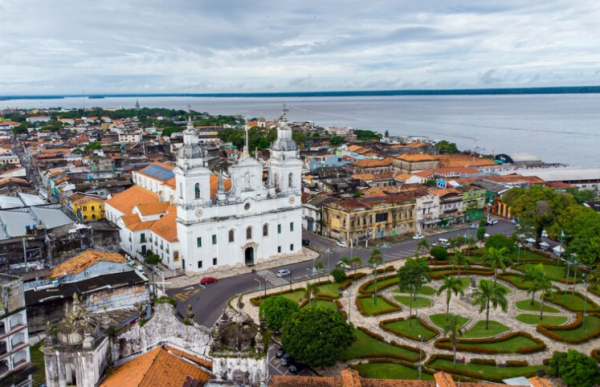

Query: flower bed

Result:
[536,313,600,344]
[434,331,546,354]
[356,294,401,316]
[380,315,440,342]
[358,274,399,294]
[426,356,548,383]
[591,349,600,363]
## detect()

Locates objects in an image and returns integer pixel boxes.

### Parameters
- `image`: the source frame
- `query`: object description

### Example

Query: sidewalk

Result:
[166,247,320,289]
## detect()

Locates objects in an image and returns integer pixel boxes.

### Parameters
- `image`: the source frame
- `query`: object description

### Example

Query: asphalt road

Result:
[167,218,516,327]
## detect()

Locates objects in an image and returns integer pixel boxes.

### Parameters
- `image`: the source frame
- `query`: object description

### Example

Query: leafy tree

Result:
[397,257,431,328]
[354,129,381,142]
[143,251,161,265]
[449,251,470,279]
[477,226,487,241]
[416,238,429,254]
[549,205,600,266]
[161,126,184,137]
[549,350,600,387]
[259,296,299,331]
[429,246,448,261]
[329,135,345,146]
[437,276,465,320]
[568,188,597,205]
[305,282,320,307]
[368,248,384,300]
[443,315,465,367]
[292,130,307,148]
[84,142,102,154]
[424,180,436,187]
[471,280,508,330]
[331,268,347,284]
[483,247,512,287]
[281,306,355,367]
[435,140,460,154]
[11,123,29,135]
[465,236,477,255]
[485,234,515,253]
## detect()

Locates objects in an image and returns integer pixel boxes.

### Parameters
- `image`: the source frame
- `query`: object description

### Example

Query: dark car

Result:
[276,347,285,358]
[289,361,305,374]
[302,238,310,246]
[200,277,218,285]
[280,354,293,366]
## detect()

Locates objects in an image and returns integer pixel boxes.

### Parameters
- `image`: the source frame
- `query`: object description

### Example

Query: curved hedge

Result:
[591,349,600,363]
[353,326,425,362]
[536,312,600,344]
[358,274,399,294]
[434,331,546,354]
[249,287,306,306]
[379,315,440,342]
[356,294,402,316]
[428,266,493,280]
[543,291,599,312]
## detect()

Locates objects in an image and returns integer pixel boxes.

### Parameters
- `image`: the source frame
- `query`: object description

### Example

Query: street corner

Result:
[171,285,204,303]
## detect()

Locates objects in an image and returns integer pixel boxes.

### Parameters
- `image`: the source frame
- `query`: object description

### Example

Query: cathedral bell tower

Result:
[174,128,212,211]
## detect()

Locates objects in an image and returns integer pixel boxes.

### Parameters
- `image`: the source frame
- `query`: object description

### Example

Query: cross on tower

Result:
[282,104,289,114]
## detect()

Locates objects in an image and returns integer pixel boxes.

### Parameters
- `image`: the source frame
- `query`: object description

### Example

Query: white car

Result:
[484,233,490,238]
[542,230,549,238]
[277,269,291,277]
[336,241,347,248]
[337,261,352,270]
[412,234,425,240]
[469,223,478,229]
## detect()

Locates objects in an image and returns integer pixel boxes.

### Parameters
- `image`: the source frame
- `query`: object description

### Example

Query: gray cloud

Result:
[0,0,599,94]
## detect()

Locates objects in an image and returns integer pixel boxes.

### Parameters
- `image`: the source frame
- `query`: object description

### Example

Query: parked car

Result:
[281,354,293,367]
[276,347,285,358]
[276,269,291,277]
[469,223,478,229]
[486,218,498,226]
[302,238,311,246]
[412,234,424,240]
[484,233,491,239]
[336,241,347,248]
[542,230,549,238]
[337,261,351,270]
[200,277,218,285]
[289,361,305,374]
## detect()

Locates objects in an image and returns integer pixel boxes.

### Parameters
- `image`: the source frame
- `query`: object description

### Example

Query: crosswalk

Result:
[383,249,418,261]
[256,270,291,287]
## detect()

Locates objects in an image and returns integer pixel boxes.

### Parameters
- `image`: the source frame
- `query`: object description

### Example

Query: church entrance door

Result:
[245,247,254,266]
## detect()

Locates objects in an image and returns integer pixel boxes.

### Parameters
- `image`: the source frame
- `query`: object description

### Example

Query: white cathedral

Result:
[106,112,303,273]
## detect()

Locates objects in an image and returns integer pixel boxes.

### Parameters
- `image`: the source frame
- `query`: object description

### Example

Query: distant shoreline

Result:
[2,85,600,101]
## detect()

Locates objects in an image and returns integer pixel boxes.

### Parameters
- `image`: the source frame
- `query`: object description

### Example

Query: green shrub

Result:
[506,360,528,367]
[259,295,299,331]
[536,312,600,344]
[485,234,515,253]
[430,246,448,261]
[470,358,496,365]
[331,268,347,284]
[434,331,546,354]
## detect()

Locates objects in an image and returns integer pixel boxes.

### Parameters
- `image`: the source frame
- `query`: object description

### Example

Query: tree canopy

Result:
[259,296,299,332]
[435,140,460,154]
[549,350,600,387]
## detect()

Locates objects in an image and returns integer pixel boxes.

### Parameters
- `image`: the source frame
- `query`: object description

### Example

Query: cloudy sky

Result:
[1,0,599,94]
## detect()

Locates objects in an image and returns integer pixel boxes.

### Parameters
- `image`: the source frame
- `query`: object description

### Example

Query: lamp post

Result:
[563,257,572,305]
[418,334,423,381]
[572,259,579,299]
[324,248,333,278]
[557,230,565,270]
[583,275,589,331]
[373,262,379,307]
[516,242,522,267]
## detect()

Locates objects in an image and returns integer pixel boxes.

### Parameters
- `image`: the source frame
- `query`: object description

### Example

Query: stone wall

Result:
[212,356,267,387]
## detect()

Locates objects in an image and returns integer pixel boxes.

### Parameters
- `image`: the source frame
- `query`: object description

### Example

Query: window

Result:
[198,261,203,269]
[91,206,95,211]
[83,206,88,211]
[229,230,234,242]
[263,224,268,236]
[140,233,146,243]
[288,173,294,188]
[195,183,200,199]
[290,222,294,232]
[213,258,217,266]
[246,227,252,240]
[212,235,217,245]
[180,183,183,199]
[375,213,388,223]
[278,224,282,234]
[278,246,281,253]
[197,237,202,247]
[290,244,294,251]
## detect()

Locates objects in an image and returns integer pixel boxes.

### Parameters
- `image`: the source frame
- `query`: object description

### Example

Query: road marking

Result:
[173,288,202,303]
[256,270,291,286]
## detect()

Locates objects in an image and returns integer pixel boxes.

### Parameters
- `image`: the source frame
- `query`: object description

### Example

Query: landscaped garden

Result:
[429,314,469,330]
[352,362,434,380]
[301,298,340,312]
[537,313,600,343]
[426,357,549,382]
[357,294,401,316]
[515,299,560,313]
[340,329,422,362]
[515,314,568,325]
[462,320,511,339]
[380,316,439,341]
[544,290,599,312]
[435,332,546,354]
[393,295,432,309]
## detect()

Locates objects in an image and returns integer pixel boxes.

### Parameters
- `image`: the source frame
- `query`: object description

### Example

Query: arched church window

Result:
[288,173,294,188]
[246,227,252,240]
[179,183,183,199]
[229,230,234,243]
[263,224,269,237]
[195,183,200,199]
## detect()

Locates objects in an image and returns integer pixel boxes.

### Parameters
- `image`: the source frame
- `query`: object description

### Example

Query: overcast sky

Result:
[1,0,599,94]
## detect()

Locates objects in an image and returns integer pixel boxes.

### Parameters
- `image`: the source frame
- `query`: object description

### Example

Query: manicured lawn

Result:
[393,295,432,309]
[429,314,469,330]
[359,296,401,316]
[429,359,548,381]
[515,300,560,313]
[429,268,492,278]
[395,285,438,296]
[316,282,342,298]
[301,299,339,312]
[515,314,568,326]
[362,276,399,293]
[383,318,438,341]
[462,320,510,339]
[352,363,434,381]
[544,291,599,312]
[281,290,306,303]
[340,329,421,362]
[453,334,541,353]
[515,263,583,283]
[499,274,534,289]
[471,248,553,264]
[549,315,600,340]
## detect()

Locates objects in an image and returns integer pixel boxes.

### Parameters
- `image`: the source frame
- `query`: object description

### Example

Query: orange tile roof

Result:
[528,377,553,387]
[164,345,211,369]
[347,145,364,152]
[396,153,436,162]
[70,194,105,205]
[0,177,30,186]
[105,185,159,215]
[100,346,212,387]
[453,174,546,186]
[164,177,176,189]
[350,172,396,180]
[349,158,394,168]
[394,173,416,181]
[136,202,170,216]
[150,206,178,242]
[210,175,232,198]
[49,249,127,277]
[434,372,457,387]
[433,154,498,168]
[429,188,462,197]
[413,167,481,177]
[405,141,429,148]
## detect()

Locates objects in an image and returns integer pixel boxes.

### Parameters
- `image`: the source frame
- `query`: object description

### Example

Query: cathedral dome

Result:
[271,137,298,152]
[177,129,206,159]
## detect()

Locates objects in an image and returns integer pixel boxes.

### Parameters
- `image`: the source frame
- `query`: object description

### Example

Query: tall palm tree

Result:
[305,283,320,307]
[368,248,384,278]
[449,251,470,279]
[437,276,465,320]
[523,264,544,305]
[465,236,477,256]
[416,238,429,255]
[444,315,465,367]
[351,256,362,275]
[483,247,513,287]
[537,274,559,320]
[472,280,509,330]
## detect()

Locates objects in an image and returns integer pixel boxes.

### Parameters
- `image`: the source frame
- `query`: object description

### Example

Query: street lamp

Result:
[418,334,423,381]
[572,258,580,299]
[373,262,379,307]
[583,275,589,331]
[563,257,573,304]
[516,242,522,267]
[556,230,566,269]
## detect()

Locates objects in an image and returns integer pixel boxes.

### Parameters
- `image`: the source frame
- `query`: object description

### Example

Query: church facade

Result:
[174,114,303,273]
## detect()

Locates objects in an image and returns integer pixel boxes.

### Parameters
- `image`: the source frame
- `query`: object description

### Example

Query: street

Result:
[167,219,516,327]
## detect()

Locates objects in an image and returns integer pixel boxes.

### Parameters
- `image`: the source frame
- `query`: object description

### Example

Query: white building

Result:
[175,113,303,272]
[118,130,143,144]
[415,191,440,232]
[0,274,30,379]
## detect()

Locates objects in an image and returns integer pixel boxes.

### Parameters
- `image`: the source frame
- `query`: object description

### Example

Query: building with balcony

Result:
[0,274,30,380]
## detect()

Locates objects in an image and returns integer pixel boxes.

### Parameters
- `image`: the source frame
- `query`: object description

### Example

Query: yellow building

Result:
[66,193,106,221]
[322,193,416,247]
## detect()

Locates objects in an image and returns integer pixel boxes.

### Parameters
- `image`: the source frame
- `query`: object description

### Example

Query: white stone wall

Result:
[212,355,267,386]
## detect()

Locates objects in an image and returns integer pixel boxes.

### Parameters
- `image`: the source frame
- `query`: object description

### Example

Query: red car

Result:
[200,277,218,285]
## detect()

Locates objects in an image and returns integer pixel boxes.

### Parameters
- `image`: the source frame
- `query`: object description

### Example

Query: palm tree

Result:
[444,315,465,367]
[305,283,320,307]
[472,280,509,330]
[537,274,559,320]
[449,251,470,279]
[437,276,465,320]
[368,248,384,278]
[523,264,544,305]
[465,236,477,256]
[339,256,351,270]
[351,256,363,275]
[483,247,513,287]
[416,238,429,255]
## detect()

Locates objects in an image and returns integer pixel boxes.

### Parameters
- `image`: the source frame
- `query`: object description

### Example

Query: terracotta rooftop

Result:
[453,174,546,186]
[351,172,397,180]
[149,206,178,242]
[100,346,212,387]
[349,158,394,168]
[394,173,416,181]
[136,202,170,216]
[49,249,127,278]
[209,175,232,198]
[396,153,437,162]
[0,177,30,186]
[105,185,159,215]
[429,188,462,197]
[433,154,498,168]
[413,167,481,178]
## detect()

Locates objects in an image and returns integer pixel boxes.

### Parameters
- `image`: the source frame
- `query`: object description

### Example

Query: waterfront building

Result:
[393,153,438,173]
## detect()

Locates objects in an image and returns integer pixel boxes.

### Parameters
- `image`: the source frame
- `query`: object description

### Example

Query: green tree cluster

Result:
[484,234,515,253]
[397,257,431,327]
[259,296,299,332]
[549,350,600,387]
[354,129,381,142]
[435,140,460,154]
[329,135,345,146]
